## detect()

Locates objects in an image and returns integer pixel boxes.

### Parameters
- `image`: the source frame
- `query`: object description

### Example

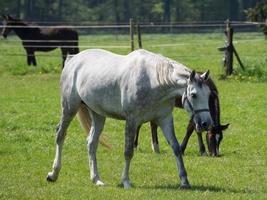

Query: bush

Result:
[231,59,267,82]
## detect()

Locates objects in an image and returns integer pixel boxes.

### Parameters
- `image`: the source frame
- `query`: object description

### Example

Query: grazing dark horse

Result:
[134,76,229,156]
[1,14,79,68]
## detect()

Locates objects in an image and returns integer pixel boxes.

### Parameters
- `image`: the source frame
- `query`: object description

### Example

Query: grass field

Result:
[0,32,267,199]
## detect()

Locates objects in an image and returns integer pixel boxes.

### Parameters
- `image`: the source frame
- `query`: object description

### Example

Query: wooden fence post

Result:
[130,18,134,51]
[218,20,244,76]
[225,20,234,75]
[137,23,142,49]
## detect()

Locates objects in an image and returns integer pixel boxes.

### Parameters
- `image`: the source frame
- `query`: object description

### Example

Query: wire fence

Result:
[0,21,265,58]
[0,21,267,31]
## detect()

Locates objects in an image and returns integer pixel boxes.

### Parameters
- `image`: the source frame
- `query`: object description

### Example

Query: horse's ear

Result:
[220,123,230,131]
[200,70,210,81]
[189,70,196,82]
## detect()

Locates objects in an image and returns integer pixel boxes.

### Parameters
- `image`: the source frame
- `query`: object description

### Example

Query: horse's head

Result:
[206,123,229,156]
[2,14,16,38]
[182,70,213,133]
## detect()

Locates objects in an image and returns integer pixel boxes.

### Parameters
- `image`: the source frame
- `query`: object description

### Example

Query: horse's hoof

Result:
[200,152,208,156]
[122,181,131,189]
[46,172,57,182]
[92,177,105,186]
[46,176,55,182]
[180,183,191,189]
[95,180,105,186]
[180,179,191,189]
[46,175,55,182]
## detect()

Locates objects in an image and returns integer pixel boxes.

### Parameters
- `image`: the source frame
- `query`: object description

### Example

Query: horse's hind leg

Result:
[26,54,31,66]
[61,48,68,69]
[26,49,36,66]
[32,54,37,66]
[73,47,79,54]
[150,121,160,153]
[69,43,79,55]
[87,110,106,186]
[47,101,80,182]
[133,125,141,149]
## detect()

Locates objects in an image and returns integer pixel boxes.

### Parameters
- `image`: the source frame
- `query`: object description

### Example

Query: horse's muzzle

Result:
[206,132,220,157]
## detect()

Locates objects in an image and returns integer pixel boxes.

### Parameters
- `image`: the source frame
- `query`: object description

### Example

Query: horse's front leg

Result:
[150,121,160,153]
[134,125,141,149]
[122,117,137,189]
[87,111,106,186]
[180,119,195,154]
[197,132,207,156]
[157,114,191,189]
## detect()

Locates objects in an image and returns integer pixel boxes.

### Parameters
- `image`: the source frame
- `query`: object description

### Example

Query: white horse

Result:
[47,49,212,189]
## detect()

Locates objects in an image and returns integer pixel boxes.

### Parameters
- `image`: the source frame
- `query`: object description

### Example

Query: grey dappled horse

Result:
[47,49,212,189]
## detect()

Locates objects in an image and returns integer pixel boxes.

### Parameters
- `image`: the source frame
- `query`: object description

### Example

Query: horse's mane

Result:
[205,77,218,94]
[8,17,39,31]
[206,77,220,126]
[154,53,190,86]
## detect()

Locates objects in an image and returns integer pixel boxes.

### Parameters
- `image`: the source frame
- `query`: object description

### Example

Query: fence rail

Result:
[0,20,265,68]
[0,21,266,29]
[0,44,130,49]
[0,38,263,50]
[0,25,130,29]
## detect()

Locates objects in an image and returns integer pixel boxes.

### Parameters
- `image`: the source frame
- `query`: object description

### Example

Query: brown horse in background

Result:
[1,14,79,68]
[135,76,229,156]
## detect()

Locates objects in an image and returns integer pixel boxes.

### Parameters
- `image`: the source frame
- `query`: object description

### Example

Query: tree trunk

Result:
[58,0,63,20]
[230,0,239,20]
[26,0,32,19]
[16,0,22,18]
[163,0,171,22]
[123,0,131,22]
[114,0,120,24]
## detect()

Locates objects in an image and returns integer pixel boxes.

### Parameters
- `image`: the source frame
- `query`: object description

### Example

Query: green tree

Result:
[163,0,171,22]
[246,0,267,36]
[0,0,262,24]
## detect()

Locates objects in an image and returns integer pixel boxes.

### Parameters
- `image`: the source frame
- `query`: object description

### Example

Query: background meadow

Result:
[0,32,266,199]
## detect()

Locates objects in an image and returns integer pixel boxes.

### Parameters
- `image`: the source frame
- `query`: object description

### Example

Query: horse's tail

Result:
[77,103,112,149]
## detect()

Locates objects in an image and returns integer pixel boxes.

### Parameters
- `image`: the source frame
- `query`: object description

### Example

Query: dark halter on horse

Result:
[182,87,210,119]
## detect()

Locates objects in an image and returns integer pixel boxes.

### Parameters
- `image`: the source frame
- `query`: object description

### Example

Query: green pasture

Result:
[0,33,266,199]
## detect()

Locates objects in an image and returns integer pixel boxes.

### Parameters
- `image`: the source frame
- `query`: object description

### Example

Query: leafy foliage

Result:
[232,59,267,82]
[0,0,259,23]
[246,0,267,35]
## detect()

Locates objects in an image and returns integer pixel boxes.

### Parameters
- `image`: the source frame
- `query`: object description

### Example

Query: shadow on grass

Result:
[138,183,259,194]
